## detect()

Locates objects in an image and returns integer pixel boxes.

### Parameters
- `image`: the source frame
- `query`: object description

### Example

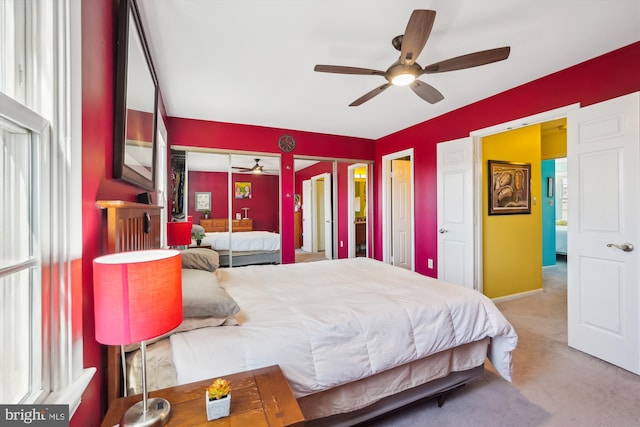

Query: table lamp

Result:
[167,221,192,248]
[93,249,182,427]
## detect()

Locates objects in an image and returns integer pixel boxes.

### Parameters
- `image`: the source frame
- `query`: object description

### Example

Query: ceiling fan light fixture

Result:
[391,73,416,86]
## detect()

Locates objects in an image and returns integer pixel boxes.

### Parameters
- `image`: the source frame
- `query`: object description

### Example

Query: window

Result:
[0,94,48,404]
[555,158,568,224]
[0,0,93,414]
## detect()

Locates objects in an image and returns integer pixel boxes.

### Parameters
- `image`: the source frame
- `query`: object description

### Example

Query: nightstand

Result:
[101,365,304,426]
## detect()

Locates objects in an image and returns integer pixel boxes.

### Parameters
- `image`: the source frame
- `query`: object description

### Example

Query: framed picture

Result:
[488,160,531,215]
[235,182,252,199]
[194,192,211,211]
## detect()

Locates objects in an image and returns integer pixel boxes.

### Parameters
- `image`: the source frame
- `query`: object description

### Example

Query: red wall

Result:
[187,171,280,231]
[78,0,169,425]
[374,41,640,277]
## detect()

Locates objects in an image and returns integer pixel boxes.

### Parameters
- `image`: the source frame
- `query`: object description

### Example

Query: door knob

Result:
[439,228,448,234]
[607,242,634,252]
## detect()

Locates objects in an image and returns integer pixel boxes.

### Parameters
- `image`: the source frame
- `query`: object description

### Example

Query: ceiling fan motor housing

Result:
[386,61,423,85]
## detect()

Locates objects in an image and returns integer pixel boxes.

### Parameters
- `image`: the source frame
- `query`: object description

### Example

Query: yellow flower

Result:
[207,378,230,400]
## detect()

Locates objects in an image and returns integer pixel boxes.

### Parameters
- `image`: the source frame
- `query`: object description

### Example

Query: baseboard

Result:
[491,288,543,303]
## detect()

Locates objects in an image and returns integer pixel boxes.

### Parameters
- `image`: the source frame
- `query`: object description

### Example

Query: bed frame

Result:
[217,249,280,267]
[97,200,163,406]
[100,200,486,424]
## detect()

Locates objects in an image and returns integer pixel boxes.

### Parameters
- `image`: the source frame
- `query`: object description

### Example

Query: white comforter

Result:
[170,258,517,398]
[200,231,280,251]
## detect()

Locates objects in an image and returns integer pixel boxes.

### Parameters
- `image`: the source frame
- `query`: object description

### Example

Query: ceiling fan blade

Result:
[314,65,386,76]
[423,46,511,73]
[349,83,391,107]
[400,10,436,65]
[410,80,444,104]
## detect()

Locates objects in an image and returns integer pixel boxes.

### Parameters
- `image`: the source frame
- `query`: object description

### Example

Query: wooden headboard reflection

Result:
[96,200,163,405]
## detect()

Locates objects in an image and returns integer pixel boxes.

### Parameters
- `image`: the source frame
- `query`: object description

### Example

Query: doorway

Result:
[301,173,333,260]
[348,163,368,258]
[382,149,414,270]
[465,104,578,296]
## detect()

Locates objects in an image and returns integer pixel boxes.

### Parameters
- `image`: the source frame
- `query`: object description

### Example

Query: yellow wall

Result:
[483,125,542,298]
[541,118,567,159]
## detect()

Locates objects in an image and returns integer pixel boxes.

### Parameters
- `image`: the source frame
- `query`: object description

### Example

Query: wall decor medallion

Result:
[278,134,296,152]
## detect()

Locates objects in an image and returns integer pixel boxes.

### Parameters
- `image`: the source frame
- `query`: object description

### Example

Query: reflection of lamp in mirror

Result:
[242,207,250,219]
[93,250,182,427]
[167,221,191,248]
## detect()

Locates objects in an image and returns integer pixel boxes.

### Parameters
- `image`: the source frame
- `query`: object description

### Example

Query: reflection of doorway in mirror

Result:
[348,164,369,258]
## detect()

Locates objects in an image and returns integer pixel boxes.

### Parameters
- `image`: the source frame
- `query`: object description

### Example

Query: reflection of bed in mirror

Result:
[197,218,281,266]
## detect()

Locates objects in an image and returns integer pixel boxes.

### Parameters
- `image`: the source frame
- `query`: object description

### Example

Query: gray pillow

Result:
[181,248,219,271]
[181,269,240,318]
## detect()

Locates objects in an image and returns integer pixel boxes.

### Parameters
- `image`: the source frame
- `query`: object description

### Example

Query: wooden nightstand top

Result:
[101,365,304,427]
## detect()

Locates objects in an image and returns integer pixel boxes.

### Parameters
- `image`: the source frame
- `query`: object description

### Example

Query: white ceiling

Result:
[137,0,639,140]
[185,151,318,173]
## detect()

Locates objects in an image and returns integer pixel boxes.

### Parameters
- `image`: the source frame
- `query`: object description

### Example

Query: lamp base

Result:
[120,397,171,427]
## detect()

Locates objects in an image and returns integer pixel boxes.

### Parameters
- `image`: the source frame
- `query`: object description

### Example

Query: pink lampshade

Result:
[93,249,183,345]
[167,221,192,247]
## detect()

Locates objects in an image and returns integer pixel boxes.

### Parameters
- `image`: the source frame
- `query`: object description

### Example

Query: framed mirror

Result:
[113,0,158,191]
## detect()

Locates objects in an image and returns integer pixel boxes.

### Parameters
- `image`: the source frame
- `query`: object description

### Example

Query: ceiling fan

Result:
[232,158,267,174]
[314,9,510,106]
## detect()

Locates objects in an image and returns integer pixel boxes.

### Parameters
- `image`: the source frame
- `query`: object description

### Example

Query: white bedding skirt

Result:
[200,230,280,251]
[126,337,488,421]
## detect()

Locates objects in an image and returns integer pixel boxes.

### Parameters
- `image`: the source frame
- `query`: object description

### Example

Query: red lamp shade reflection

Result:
[167,221,192,247]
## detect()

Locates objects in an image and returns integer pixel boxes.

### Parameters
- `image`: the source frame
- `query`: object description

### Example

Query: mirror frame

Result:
[113,0,159,191]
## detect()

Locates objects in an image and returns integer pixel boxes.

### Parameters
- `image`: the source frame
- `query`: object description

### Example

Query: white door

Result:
[392,159,412,270]
[302,179,312,252]
[437,137,474,288]
[323,173,333,259]
[567,91,640,374]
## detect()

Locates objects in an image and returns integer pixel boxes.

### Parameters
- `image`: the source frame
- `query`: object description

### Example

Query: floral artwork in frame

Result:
[488,160,531,215]
[195,192,211,212]
[235,181,252,199]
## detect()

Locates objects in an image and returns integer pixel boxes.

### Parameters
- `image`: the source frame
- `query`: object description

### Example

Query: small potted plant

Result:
[205,378,231,420]
[202,210,210,219]
[192,229,206,246]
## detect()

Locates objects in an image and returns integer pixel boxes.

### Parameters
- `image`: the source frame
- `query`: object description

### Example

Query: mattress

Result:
[200,230,280,251]
[126,258,517,419]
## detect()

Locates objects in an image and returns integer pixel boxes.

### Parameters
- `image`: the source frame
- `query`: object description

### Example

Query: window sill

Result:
[43,368,96,417]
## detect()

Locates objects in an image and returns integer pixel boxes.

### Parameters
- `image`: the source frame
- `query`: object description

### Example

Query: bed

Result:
[198,230,281,267]
[556,224,567,255]
[102,202,518,426]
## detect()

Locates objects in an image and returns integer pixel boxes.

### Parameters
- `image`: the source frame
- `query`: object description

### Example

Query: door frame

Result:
[382,148,415,270]
[469,103,580,295]
[309,172,333,257]
[301,179,312,252]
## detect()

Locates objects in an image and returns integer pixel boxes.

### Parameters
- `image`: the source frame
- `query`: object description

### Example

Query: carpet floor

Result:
[358,258,640,427]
